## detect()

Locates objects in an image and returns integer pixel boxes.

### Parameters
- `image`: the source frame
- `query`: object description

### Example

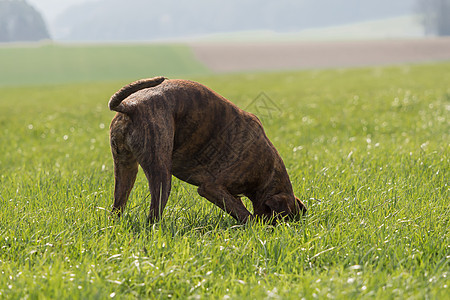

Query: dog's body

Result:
[109,77,306,223]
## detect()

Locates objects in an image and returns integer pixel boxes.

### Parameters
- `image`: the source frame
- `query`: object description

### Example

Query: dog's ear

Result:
[295,197,307,214]
[265,194,292,217]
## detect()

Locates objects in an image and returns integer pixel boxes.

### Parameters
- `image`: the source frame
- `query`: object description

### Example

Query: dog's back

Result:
[112,79,277,190]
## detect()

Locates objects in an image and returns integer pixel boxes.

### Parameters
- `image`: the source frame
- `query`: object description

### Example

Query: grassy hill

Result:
[0,43,209,86]
[0,61,448,298]
[190,16,423,42]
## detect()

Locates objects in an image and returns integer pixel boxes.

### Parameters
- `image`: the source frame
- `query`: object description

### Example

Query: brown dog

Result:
[109,77,306,223]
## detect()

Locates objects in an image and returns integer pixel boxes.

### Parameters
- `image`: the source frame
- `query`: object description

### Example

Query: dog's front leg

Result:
[197,183,252,223]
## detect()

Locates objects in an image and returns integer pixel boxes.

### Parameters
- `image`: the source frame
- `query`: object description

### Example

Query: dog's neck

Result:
[253,162,295,201]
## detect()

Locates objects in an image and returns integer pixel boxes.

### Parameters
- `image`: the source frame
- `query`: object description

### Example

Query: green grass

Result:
[0,62,449,299]
[0,43,209,86]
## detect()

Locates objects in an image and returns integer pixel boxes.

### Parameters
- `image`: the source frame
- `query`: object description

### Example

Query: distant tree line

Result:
[418,0,450,35]
[0,0,50,42]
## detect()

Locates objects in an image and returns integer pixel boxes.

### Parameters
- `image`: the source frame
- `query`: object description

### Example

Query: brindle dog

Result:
[109,77,307,223]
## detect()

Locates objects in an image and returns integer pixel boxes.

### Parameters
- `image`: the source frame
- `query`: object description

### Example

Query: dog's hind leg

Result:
[139,160,172,224]
[197,183,252,223]
[111,150,139,217]
[130,116,174,224]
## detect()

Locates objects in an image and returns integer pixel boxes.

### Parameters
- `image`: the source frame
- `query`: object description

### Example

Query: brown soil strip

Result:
[190,38,450,72]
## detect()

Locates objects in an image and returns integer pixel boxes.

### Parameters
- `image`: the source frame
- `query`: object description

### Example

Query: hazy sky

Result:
[27,0,420,41]
[28,0,90,21]
[29,0,416,23]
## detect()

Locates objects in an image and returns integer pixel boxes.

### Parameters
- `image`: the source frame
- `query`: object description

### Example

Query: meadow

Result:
[0,44,449,299]
[0,43,209,86]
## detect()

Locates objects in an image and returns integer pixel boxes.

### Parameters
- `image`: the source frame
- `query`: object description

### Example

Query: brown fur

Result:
[109,77,307,223]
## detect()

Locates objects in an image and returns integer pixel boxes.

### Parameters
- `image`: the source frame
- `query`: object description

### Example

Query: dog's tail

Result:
[108,76,166,113]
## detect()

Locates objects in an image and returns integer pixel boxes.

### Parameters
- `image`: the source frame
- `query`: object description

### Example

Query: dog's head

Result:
[260,193,307,222]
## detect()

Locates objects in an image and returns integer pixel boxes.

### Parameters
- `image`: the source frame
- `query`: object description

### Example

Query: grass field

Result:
[0,43,209,86]
[0,49,449,299]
